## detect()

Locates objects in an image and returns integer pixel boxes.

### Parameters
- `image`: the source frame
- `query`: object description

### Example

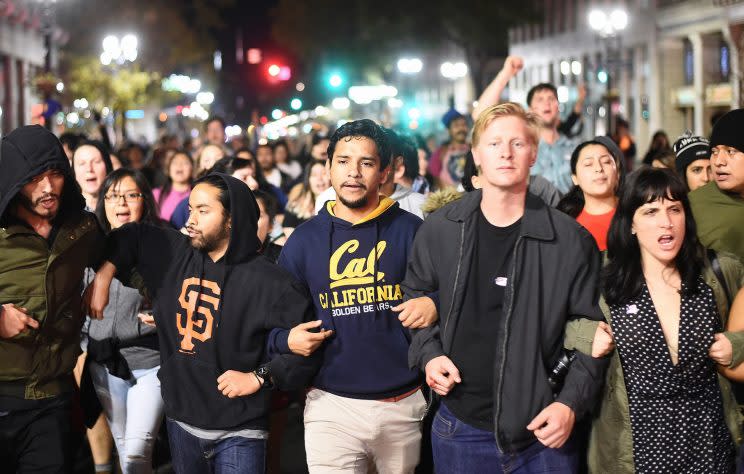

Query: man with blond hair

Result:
[473,57,583,194]
[404,103,606,472]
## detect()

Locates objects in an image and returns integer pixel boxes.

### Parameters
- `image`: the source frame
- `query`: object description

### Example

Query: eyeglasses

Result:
[104,192,144,203]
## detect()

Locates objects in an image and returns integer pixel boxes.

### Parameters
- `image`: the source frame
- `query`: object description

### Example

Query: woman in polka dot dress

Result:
[587,167,744,473]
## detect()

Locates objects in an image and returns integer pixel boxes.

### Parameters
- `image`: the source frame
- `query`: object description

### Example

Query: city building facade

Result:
[508,0,744,157]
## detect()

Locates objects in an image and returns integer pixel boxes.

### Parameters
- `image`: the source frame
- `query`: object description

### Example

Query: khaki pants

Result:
[304,388,427,474]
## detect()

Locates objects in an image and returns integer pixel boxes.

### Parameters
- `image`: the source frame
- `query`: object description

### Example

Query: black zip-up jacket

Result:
[106,173,320,431]
[404,190,607,453]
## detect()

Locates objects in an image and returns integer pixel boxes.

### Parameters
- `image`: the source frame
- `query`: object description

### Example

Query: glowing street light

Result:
[440,61,468,80]
[571,60,582,76]
[397,58,423,74]
[588,8,628,37]
[268,64,281,77]
[331,97,350,110]
[196,91,215,105]
[101,34,138,65]
[329,74,344,88]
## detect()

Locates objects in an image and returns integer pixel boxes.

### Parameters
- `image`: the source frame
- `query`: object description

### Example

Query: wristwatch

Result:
[254,365,274,389]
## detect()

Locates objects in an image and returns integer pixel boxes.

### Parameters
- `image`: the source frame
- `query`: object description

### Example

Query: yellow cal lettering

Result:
[329,239,387,288]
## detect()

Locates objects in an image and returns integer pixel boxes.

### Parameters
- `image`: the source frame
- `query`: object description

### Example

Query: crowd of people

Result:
[2,52,744,474]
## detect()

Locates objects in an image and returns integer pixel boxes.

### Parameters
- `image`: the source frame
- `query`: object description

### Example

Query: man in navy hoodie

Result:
[275,119,436,473]
[85,173,319,473]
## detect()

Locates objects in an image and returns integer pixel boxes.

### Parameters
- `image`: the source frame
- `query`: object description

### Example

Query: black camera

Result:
[548,350,576,394]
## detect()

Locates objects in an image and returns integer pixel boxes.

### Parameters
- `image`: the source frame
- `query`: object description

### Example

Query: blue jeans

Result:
[166,419,266,474]
[431,403,577,473]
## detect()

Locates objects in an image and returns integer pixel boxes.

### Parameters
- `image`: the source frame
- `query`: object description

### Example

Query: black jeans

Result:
[0,394,74,473]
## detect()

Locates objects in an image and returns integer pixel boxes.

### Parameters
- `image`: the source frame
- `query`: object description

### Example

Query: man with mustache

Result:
[690,108,744,261]
[0,125,104,472]
[275,119,437,473]
[429,109,471,188]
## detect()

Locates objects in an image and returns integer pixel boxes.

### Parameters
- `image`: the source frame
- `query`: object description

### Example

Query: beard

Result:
[451,130,467,144]
[338,193,369,209]
[189,220,230,253]
[18,192,60,219]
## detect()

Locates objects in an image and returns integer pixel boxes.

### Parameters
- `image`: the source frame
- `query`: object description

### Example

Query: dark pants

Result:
[166,418,267,474]
[0,395,74,473]
[431,403,577,473]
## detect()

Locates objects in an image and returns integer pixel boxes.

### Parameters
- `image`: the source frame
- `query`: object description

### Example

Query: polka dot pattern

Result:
[610,278,734,473]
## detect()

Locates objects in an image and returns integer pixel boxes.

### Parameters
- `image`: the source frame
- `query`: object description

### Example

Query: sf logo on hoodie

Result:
[177,277,222,354]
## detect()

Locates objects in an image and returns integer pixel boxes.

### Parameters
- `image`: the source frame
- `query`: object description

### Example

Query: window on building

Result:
[720,40,730,82]
[683,39,694,85]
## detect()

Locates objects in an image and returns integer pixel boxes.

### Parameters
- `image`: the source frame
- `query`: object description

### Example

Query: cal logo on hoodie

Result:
[318,239,403,317]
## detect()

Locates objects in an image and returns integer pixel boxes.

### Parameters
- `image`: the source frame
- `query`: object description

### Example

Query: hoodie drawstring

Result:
[326,218,337,331]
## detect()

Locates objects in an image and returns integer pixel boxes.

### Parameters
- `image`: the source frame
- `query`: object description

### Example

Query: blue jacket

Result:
[274,197,423,399]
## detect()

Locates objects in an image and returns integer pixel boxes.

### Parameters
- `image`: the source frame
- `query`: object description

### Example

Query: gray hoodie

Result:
[390,184,426,219]
[84,269,159,370]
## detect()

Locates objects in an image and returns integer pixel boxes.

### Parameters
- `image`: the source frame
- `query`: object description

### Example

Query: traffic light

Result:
[328,73,344,89]
[266,63,291,82]
[290,98,303,110]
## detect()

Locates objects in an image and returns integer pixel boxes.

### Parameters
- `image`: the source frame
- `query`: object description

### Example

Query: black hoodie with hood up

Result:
[0,125,86,225]
[105,173,319,430]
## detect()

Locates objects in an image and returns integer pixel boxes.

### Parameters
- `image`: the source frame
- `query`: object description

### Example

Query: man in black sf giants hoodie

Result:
[85,173,319,473]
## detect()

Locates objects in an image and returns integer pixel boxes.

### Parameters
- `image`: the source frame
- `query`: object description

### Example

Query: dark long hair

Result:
[461,151,478,192]
[213,154,274,195]
[158,150,193,207]
[286,159,326,218]
[602,167,703,305]
[95,169,161,233]
[557,138,625,218]
[299,159,327,198]
[642,130,672,165]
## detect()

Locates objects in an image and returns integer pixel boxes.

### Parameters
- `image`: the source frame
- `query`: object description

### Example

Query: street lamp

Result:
[588,9,628,37]
[588,7,628,134]
[100,34,139,66]
[397,58,423,74]
[440,62,468,80]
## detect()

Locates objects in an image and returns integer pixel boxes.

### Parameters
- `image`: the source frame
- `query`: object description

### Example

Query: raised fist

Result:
[501,56,524,78]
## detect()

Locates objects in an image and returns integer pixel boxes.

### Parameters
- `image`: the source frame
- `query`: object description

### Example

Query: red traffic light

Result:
[268,64,281,77]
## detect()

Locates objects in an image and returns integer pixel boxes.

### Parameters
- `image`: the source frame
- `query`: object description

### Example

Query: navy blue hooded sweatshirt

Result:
[105,173,319,430]
[276,197,422,399]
